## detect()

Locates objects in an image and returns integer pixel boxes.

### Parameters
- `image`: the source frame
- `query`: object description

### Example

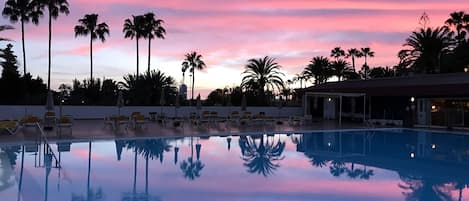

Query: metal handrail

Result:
[35,122,62,168]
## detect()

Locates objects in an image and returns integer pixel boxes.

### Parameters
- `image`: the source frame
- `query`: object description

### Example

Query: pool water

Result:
[0,129,468,201]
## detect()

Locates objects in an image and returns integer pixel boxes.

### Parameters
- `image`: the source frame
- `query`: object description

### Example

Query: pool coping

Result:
[1,127,468,146]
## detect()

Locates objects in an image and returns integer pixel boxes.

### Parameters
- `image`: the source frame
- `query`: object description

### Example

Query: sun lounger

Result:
[133,114,150,129]
[0,120,20,135]
[21,115,40,128]
[228,111,240,125]
[198,111,211,126]
[106,115,129,130]
[44,111,56,128]
[57,115,73,135]
[239,112,252,125]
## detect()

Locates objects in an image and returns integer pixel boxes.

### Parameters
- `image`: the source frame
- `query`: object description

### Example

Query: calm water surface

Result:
[0,129,468,201]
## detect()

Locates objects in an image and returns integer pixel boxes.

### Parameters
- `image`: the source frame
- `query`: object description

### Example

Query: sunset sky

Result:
[0,0,467,97]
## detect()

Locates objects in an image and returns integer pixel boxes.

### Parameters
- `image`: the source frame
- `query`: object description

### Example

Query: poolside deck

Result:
[0,119,368,143]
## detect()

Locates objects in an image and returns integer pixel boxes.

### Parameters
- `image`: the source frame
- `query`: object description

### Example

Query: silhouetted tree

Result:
[74,13,109,81]
[142,12,165,72]
[39,0,70,90]
[182,51,206,102]
[303,56,331,85]
[2,0,43,75]
[346,48,363,72]
[123,15,145,76]
[241,56,284,105]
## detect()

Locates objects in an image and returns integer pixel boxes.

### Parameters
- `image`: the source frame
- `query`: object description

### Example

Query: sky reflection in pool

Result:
[0,129,468,201]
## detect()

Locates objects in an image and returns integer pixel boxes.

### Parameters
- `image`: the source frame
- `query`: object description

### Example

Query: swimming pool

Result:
[0,129,467,201]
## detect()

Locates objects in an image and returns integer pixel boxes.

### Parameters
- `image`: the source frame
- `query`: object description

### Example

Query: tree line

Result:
[0,3,468,106]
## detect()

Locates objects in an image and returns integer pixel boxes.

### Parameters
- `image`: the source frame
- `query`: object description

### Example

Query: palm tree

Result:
[346,48,362,72]
[182,51,206,102]
[40,0,69,90]
[238,135,285,177]
[0,25,13,41]
[400,27,452,73]
[330,59,353,81]
[241,56,284,99]
[303,56,331,85]
[2,0,43,75]
[293,73,306,88]
[360,47,374,67]
[330,47,345,60]
[444,11,469,41]
[74,13,109,82]
[123,15,145,76]
[142,12,165,73]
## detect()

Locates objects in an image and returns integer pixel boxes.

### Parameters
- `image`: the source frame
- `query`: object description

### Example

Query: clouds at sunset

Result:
[0,0,466,96]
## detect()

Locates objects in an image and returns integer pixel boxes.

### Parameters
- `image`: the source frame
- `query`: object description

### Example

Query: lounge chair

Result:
[228,111,240,125]
[198,111,211,126]
[43,111,56,128]
[210,111,224,125]
[21,115,40,128]
[133,114,150,129]
[0,120,20,135]
[288,115,311,126]
[239,112,252,125]
[57,115,73,135]
[107,115,129,130]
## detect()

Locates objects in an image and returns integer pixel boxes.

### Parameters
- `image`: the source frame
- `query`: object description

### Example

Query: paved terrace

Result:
[0,119,368,143]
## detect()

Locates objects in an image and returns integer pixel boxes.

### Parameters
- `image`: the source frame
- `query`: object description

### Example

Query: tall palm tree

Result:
[400,27,452,73]
[0,25,14,41]
[142,12,165,73]
[444,11,469,41]
[123,15,145,76]
[346,48,362,72]
[330,59,353,81]
[40,0,69,90]
[330,47,345,60]
[360,47,374,66]
[303,56,331,85]
[74,13,109,82]
[241,56,284,98]
[2,0,43,75]
[182,51,206,101]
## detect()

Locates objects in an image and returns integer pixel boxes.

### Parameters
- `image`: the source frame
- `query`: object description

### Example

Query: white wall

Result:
[0,105,303,120]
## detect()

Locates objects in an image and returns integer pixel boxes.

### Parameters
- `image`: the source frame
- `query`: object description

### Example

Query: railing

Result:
[35,122,62,168]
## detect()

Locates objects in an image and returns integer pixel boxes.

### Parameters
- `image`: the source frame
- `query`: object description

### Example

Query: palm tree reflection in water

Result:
[239,134,286,177]
[399,175,456,201]
[121,139,170,201]
[180,136,205,180]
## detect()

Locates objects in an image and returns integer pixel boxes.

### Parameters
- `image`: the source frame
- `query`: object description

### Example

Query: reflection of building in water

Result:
[296,130,469,200]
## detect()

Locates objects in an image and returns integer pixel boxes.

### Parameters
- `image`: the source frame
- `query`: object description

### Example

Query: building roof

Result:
[300,73,469,97]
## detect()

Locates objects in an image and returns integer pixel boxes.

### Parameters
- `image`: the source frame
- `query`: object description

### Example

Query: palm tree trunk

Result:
[87,142,92,200]
[133,148,137,194]
[145,154,149,195]
[147,38,151,73]
[17,146,24,201]
[136,38,139,76]
[90,36,93,82]
[191,70,195,101]
[47,10,52,90]
[21,20,26,75]
[352,56,355,72]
